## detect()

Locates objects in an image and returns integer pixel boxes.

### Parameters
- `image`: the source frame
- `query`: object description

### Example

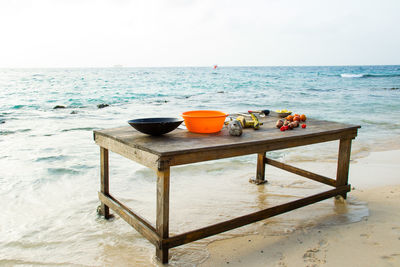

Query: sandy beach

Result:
[200,149,400,267]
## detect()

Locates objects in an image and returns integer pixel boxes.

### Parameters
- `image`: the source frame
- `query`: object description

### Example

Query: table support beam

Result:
[265,157,337,187]
[156,167,170,264]
[250,152,267,184]
[336,138,352,199]
[98,192,160,247]
[163,185,350,249]
[99,147,110,219]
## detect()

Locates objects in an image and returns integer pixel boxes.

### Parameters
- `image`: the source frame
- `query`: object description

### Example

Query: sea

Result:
[1,65,400,266]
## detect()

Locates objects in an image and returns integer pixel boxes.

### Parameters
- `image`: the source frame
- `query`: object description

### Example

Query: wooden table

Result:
[94,116,360,264]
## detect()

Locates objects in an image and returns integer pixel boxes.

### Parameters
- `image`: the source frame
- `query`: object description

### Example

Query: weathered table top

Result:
[94,116,361,158]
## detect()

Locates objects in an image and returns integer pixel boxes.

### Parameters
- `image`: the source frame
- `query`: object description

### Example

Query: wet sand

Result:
[200,150,400,267]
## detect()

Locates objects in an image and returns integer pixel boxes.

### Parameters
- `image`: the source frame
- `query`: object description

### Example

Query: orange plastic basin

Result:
[182,110,227,133]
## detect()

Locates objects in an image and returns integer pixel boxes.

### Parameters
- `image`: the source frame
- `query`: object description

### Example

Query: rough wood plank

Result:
[95,134,161,171]
[156,167,170,263]
[336,138,353,199]
[265,157,337,187]
[166,129,358,166]
[164,185,350,249]
[94,118,360,158]
[100,147,110,218]
[98,192,160,247]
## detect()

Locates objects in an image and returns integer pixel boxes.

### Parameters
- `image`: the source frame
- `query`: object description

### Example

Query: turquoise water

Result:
[0,66,399,266]
[2,66,400,138]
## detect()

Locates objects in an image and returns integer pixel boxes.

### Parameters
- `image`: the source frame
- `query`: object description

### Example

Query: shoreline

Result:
[200,149,400,267]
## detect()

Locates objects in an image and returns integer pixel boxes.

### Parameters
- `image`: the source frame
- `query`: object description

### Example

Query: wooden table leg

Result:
[336,138,352,199]
[250,152,267,184]
[99,147,110,219]
[156,166,170,264]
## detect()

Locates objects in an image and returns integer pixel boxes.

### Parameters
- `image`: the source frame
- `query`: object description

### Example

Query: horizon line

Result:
[0,64,399,69]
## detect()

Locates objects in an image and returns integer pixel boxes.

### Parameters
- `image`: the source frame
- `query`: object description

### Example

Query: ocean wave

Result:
[35,155,69,162]
[47,168,81,175]
[340,73,400,78]
[360,119,400,128]
[61,127,96,132]
[12,105,25,109]
[0,129,31,135]
[0,130,14,135]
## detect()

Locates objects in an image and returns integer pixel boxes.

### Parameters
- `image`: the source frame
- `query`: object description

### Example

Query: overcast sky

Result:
[0,0,399,67]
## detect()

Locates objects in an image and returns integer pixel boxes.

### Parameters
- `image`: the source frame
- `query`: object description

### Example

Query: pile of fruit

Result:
[276,114,307,131]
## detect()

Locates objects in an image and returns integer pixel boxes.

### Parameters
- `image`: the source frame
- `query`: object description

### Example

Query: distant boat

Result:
[213,65,218,69]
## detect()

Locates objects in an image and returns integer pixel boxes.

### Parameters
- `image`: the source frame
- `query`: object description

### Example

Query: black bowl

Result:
[128,117,183,136]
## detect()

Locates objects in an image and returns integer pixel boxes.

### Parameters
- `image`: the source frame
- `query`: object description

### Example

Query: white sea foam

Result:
[340,73,364,78]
